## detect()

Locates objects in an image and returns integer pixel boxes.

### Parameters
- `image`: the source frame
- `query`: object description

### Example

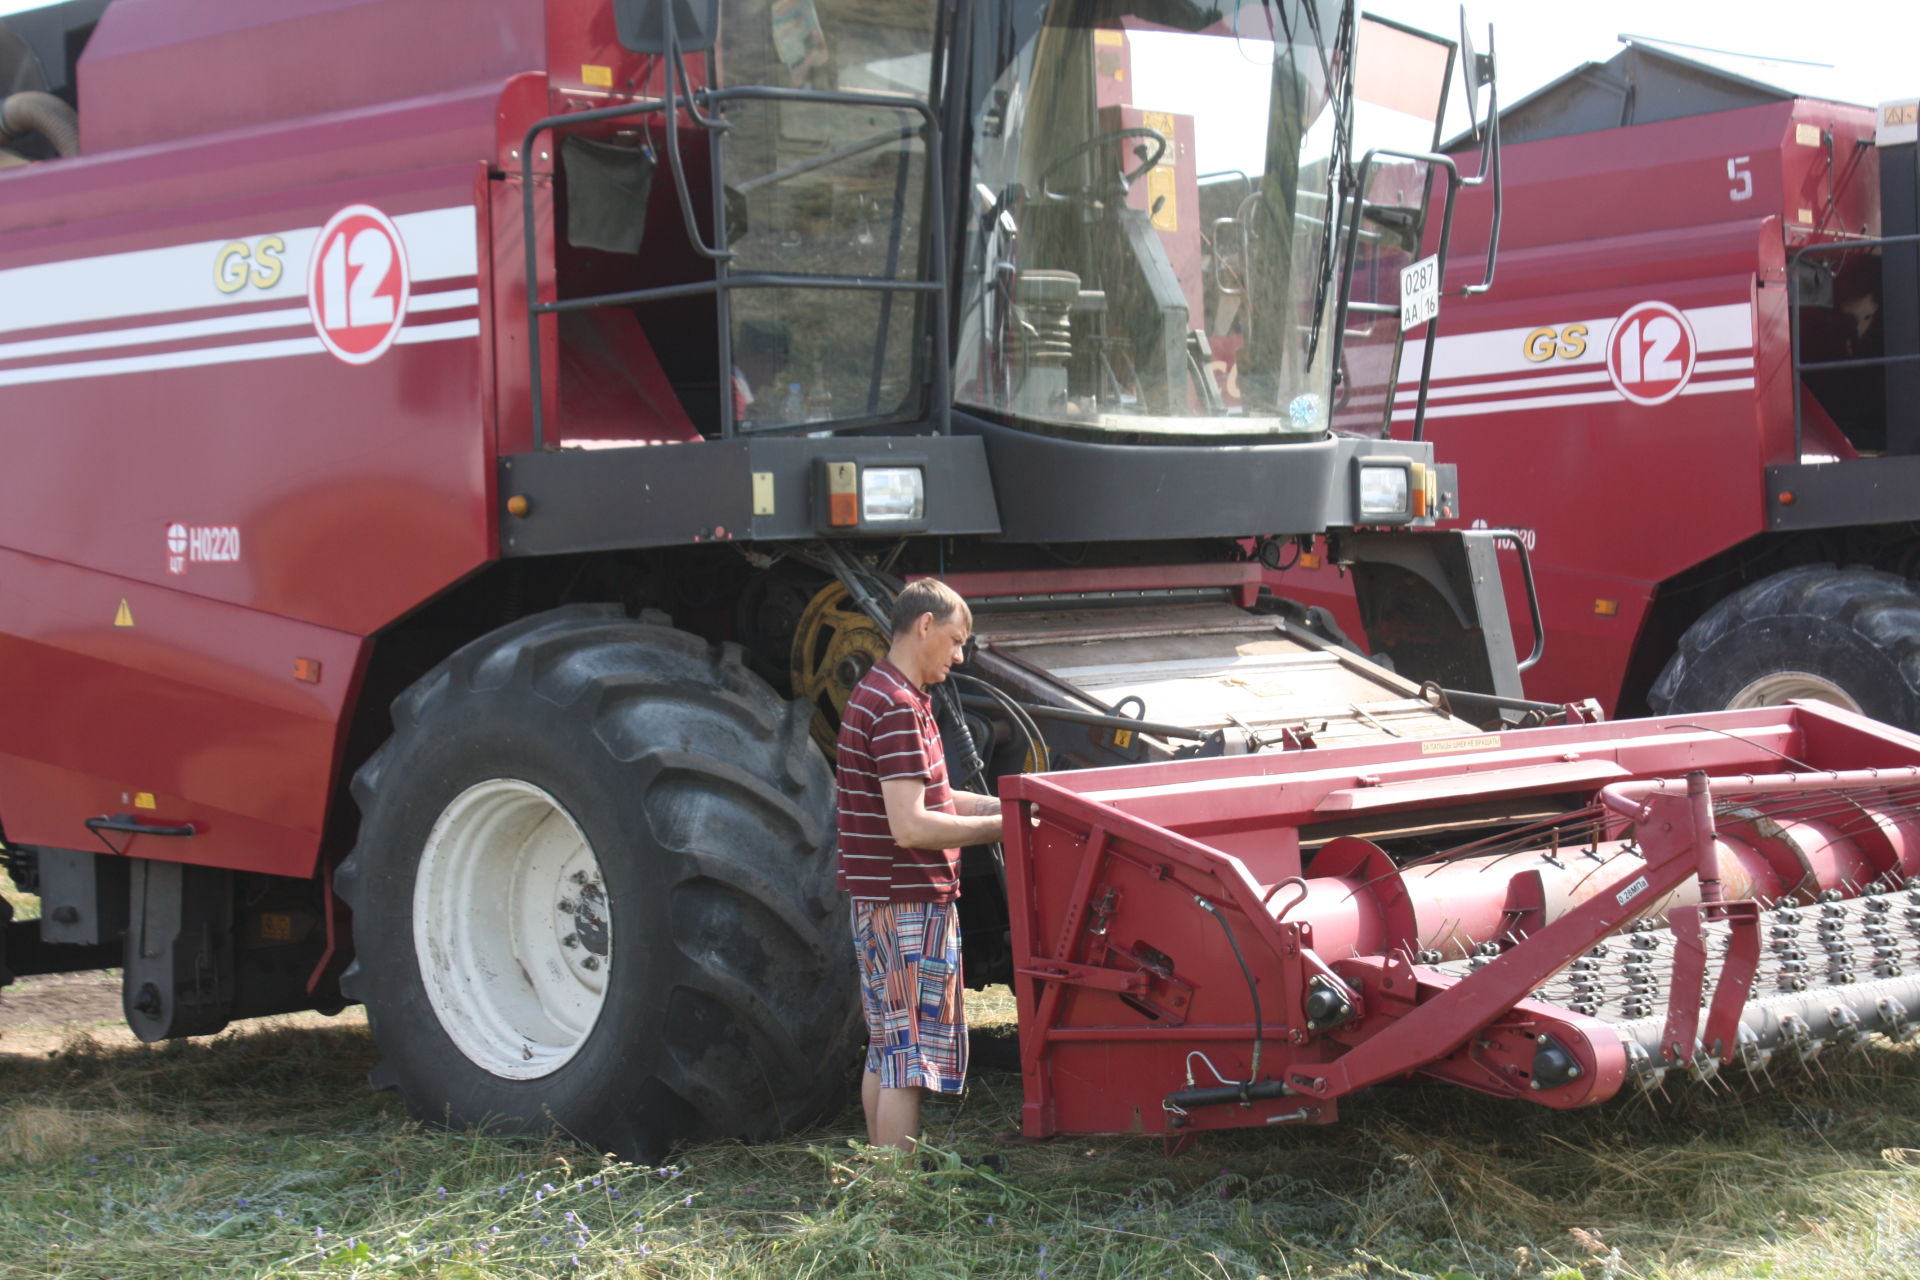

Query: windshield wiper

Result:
[1299,0,1354,373]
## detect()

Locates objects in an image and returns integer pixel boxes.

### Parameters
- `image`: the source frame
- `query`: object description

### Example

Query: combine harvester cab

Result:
[1005,701,1920,1142]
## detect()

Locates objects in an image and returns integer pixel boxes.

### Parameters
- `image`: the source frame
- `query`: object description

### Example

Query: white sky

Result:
[1372,0,1919,135]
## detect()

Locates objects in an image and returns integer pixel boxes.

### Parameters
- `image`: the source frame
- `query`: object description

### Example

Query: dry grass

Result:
[0,985,1912,1278]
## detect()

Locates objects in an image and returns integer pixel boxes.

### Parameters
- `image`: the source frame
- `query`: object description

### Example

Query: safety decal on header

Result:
[1421,734,1501,755]
[166,523,242,576]
[308,204,412,365]
[1605,301,1697,406]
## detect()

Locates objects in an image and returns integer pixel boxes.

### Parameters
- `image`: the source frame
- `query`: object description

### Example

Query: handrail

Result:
[1787,232,1920,460]
[518,81,948,449]
[1329,147,1461,443]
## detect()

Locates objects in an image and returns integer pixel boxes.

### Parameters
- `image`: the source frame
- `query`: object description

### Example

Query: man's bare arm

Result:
[881,778,1006,849]
[951,789,1002,819]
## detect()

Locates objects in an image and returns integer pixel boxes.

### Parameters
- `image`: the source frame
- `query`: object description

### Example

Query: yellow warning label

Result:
[1420,734,1501,755]
[113,599,134,628]
[133,792,156,810]
[1795,122,1823,147]
[1113,729,1134,749]
[1148,164,1177,231]
[1094,29,1124,45]
[1141,112,1176,165]
[581,63,613,87]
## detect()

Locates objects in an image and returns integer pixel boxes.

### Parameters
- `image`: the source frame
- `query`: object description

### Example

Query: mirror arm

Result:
[1457,78,1501,297]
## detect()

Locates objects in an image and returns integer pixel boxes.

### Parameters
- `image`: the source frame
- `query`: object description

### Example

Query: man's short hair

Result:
[890,578,969,636]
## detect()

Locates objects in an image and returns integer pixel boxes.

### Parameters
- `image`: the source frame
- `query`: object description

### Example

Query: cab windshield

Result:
[956,0,1350,442]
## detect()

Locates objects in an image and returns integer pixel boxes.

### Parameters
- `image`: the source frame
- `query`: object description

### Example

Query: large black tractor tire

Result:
[336,605,857,1159]
[1648,565,1920,729]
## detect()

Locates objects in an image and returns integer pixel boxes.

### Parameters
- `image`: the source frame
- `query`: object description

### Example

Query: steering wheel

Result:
[1038,126,1168,200]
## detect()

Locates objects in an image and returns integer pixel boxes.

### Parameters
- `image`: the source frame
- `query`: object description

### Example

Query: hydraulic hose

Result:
[0,91,79,157]
[1195,895,1263,1086]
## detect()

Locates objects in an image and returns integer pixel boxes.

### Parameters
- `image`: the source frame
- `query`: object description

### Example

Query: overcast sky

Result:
[1375,0,1917,125]
[1,0,1914,115]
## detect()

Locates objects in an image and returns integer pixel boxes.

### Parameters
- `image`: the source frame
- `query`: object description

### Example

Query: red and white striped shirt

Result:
[835,657,959,903]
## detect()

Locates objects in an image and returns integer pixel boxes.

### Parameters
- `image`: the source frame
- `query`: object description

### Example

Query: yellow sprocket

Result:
[790,582,890,757]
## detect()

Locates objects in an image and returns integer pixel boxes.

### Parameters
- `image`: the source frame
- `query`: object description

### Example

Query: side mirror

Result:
[1457,6,1495,144]
[613,0,719,55]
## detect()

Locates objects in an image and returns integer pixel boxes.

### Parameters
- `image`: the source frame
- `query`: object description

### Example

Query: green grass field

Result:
[0,981,1916,1280]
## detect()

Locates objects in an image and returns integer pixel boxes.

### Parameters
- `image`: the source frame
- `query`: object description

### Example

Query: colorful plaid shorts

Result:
[852,900,968,1094]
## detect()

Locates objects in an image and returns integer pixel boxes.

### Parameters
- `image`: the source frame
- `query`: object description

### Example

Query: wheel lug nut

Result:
[557,899,575,913]
[581,956,600,971]
[562,933,578,948]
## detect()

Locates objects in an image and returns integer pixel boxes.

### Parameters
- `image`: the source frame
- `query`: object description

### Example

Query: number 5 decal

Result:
[1727,155,1753,203]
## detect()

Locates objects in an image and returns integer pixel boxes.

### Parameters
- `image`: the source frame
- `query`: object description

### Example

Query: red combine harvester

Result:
[0,0,1914,1158]
[1285,43,1920,734]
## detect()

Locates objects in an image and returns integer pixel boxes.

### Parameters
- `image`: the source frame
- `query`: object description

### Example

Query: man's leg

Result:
[871,1084,925,1152]
[861,1068,882,1144]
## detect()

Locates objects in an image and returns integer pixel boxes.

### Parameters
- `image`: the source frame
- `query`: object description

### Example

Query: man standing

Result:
[835,578,1006,1153]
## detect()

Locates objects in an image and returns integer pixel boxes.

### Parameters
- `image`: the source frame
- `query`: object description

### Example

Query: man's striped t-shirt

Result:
[835,657,959,903]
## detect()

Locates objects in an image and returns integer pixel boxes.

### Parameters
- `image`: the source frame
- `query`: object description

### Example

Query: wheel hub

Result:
[414,779,611,1079]
[1726,671,1863,714]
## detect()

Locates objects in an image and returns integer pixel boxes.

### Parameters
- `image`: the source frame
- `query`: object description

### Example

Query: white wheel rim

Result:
[413,779,611,1079]
[1726,671,1863,714]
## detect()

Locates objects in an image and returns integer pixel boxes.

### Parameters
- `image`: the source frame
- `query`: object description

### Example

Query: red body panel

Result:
[1292,99,1881,713]
[0,2,615,874]
[1001,703,1920,1138]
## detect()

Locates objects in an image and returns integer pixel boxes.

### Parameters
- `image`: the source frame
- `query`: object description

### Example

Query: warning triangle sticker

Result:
[113,599,134,628]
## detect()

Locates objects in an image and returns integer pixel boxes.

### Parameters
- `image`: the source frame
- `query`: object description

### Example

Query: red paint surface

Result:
[1295,98,1881,713]
[0,4,630,873]
[1000,703,1920,1138]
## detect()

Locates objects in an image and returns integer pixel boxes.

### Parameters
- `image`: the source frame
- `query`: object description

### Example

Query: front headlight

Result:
[861,467,925,522]
[1357,461,1412,520]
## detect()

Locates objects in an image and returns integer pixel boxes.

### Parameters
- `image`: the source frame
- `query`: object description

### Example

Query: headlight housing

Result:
[1356,458,1413,521]
[860,467,925,523]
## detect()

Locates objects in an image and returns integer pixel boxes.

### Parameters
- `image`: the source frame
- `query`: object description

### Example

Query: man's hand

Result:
[881,779,1005,849]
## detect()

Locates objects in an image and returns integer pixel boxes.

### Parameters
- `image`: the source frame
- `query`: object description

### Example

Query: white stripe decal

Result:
[407,288,481,314]
[1354,355,1757,411]
[1398,302,1754,386]
[0,206,477,338]
[0,306,311,362]
[0,286,477,366]
[1390,376,1754,421]
[0,318,479,389]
